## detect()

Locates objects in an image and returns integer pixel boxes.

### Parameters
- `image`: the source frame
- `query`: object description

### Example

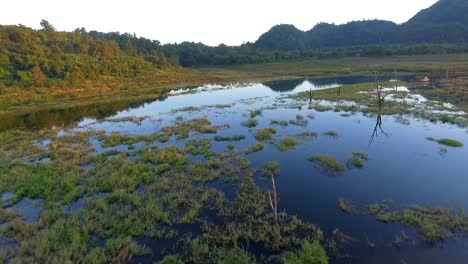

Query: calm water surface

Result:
[3,76,468,263]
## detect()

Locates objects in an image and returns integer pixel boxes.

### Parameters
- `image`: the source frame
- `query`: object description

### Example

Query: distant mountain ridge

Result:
[254,0,468,51]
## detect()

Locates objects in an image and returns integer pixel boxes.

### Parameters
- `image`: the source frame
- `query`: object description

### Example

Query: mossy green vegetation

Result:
[338,199,468,244]
[308,155,345,175]
[214,135,246,142]
[427,137,464,147]
[289,115,308,126]
[250,110,262,119]
[277,137,299,152]
[271,120,289,127]
[324,131,338,137]
[241,119,259,128]
[255,127,277,141]
[347,151,368,168]
[283,240,328,264]
[245,143,264,155]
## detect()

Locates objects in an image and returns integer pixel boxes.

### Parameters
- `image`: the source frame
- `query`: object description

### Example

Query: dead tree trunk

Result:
[268,174,279,226]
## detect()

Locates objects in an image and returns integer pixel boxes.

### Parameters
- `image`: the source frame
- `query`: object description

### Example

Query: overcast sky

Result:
[2,0,438,46]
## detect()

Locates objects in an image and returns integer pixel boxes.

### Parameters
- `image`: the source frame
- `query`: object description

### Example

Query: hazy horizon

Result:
[2,0,438,46]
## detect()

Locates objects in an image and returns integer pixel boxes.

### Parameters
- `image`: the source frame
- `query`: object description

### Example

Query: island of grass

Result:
[277,137,299,152]
[241,119,259,128]
[245,143,264,154]
[308,154,345,174]
[427,137,463,147]
[255,128,277,141]
[347,151,368,168]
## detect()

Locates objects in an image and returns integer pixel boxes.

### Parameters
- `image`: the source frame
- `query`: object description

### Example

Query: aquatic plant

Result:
[308,155,345,174]
[277,137,299,152]
[347,151,368,168]
[241,119,259,128]
[289,115,308,126]
[427,137,463,147]
[250,110,262,119]
[338,198,356,214]
[157,255,184,264]
[271,120,289,127]
[283,240,328,264]
[255,128,277,141]
[324,131,338,137]
[214,135,246,142]
[297,131,318,140]
[245,143,264,155]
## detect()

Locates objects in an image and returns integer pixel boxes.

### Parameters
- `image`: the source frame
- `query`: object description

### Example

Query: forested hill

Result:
[254,0,468,51]
[0,21,173,88]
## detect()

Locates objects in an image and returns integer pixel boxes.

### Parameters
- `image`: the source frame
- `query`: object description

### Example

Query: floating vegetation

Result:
[308,155,345,175]
[185,139,212,156]
[340,113,352,117]
[313,105,333,112]
[250,109,262,119]
[289,115,308,126]
[346,151,368,168]
[214,135,246,142]
[178,106,202,112]
[297,131,318,140]
[245,143,264,155]
[277,137,299,152]
[241,119,259,128]
[338,199,468,244]
[162,118,226,140]
[282,240,328,264]
[427,137,464,147]
[271,120,289,127]
[255,127,277,141]
[324,131,338,137]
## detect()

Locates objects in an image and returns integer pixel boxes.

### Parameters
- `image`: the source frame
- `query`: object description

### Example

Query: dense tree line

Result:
[0,21,173,88]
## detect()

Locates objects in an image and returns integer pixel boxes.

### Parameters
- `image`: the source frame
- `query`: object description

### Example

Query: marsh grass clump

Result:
[271,120,289,127]
[314,105,333,112]
[255,128,277,141]
[308,155,345,175]
[347,151,368,169]
[241,119,259,128]
[277,137,299,152]
[250,110,262,119]
[377,206,468,244]
[324,131,338,137]
[297,131,318,140]
[427,137,463,147]
[245,143,264,155]
[289,115,308,126]
[214,135,246,142]
[185,139,212,156]
[282,240,328,264]
[162,118,224,140]
[338,198,356,214]
[141,146,189,167]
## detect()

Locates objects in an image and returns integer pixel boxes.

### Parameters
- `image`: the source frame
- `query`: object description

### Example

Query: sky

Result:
[2,0,439,46]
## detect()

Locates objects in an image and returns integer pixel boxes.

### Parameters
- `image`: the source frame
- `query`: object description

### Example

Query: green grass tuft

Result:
[308,154,345,174]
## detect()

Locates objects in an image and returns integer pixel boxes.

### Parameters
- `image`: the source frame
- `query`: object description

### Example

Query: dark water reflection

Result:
[1,76,410,132]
